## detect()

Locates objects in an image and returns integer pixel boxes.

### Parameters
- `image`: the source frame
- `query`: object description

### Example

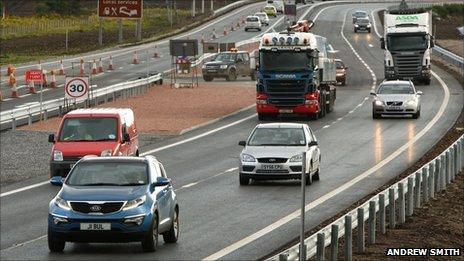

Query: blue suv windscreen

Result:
[66,162,148,186]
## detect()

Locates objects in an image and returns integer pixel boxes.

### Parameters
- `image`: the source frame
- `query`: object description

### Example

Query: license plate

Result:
[80,223,111,231]
[388,106,402,111]
[279,109,293,113]
[208,69,217,72]
[262,165,283,170]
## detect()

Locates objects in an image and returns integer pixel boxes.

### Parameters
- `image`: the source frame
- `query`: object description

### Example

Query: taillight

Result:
[257,93,268,105]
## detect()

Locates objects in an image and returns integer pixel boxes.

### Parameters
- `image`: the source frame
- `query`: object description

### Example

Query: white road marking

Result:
[181,182,198,188]
[203,6,451,260]
[322,125,330,129]
[0,181,49,197]
[0,235,47,252]
[368,44,374,48]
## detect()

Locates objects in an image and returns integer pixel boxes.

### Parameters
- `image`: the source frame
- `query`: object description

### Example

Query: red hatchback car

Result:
[48,108,139,178]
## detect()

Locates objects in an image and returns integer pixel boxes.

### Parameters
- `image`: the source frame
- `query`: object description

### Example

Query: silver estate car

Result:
[371,80,422,119]
[238,123,321,185]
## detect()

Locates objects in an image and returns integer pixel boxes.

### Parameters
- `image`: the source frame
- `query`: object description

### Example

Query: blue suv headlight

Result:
[122,195,146,211]
[54,196,71,211]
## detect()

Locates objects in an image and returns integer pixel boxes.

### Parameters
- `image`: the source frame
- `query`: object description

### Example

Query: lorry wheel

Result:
[412,110,420,119]
[258,113,268,121]
[308,113,318,121]
[354,29,357,33]
[423,78,431,85]
[342,79,346,86]
[239,174,250,185]
[368,29,371,33]
[226,69,237,81]
[372,111,381,119]
[203,75,214,82]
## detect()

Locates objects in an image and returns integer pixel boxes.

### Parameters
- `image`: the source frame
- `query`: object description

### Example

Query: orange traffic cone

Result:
[59,60,64,75]
[236,21,241,28]
[223,26,228,36]
[231,23,235,31]
[98,58,104,73]
[91,60,97,75]
[108,55,114,70]
[28,80,37,94]
[153,45,160,58]
[80,58,85,76]
[132,51,139,64]
[6,64,14,76]
[49,70,56,88]
[9,73,19,98]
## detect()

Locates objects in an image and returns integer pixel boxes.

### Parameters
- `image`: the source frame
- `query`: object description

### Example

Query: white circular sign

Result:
[65,78,89,99]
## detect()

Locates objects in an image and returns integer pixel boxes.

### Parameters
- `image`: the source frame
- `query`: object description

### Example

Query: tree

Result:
[44,0,82,15]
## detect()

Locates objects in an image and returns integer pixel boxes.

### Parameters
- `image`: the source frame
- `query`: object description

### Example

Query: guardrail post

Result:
[414,172,421,208]
[44,109,48,121]
[435,157,441,192]
[368,201,376,244]
[452,145,457,180]
[379,194,386,234]
[344,215,352,261]
[389,188,395,229]
[440,154,446,190]
[429,162,435,199]
[28,114,32,125]
[330,224,339,261]
[398,183,405,224]
[445,151,451,185]
[357,208,365,253]
[316,233,325,261]
[58,105,63,117]
[407,177,414,216]
[422,168,428,203]
[12,118,16,130]
[459,140,463,172]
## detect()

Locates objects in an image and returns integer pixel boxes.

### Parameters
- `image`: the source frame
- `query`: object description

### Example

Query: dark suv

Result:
[354,17,372,33]
[202,50,256,81]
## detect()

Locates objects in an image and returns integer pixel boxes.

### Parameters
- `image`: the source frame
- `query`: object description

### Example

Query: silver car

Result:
[371,80,422,119]
[238,123,321,185]
[254,12,270,26]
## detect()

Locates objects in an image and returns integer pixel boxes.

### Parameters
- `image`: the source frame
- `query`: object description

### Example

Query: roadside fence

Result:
[269,134,464,260]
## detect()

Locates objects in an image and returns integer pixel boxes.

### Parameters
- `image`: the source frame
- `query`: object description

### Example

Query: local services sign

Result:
[65,76,90,101]
[98,0,143,19]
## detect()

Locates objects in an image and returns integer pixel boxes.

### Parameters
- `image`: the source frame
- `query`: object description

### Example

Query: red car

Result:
[48,108,139,178]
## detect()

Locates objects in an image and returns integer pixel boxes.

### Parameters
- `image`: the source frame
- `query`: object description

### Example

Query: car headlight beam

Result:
[374,100,384,106]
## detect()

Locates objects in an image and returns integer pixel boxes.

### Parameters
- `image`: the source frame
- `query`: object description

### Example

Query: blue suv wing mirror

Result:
[50,176,64,186]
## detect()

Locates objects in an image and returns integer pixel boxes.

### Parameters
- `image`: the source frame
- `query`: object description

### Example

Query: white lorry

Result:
[267,0,284,13]
[380,10,434,85]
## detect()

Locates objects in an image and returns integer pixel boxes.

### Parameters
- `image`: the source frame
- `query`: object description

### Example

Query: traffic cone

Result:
[153,45,160,58]
[28,80,37,94]
[132,51,139,64]
[0,90,3,101]
[231,23,235,31]
[8,72,16,87]
[241,17,245,25]
[49,70,56,88]
[9,73,19,98]
[200,33,205,44]
[223,26,228,36]
[108,55,114,70]
[98,58,104,73]
[80,58,85,76]
[42,70,48,87]
[59,60,64,75]
[6,64,14,76]
[91,60,97,75]
[211,28,217,40]
[236,21,241,28]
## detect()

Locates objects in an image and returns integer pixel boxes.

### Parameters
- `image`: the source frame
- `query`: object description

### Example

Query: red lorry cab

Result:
[48,108,139,178]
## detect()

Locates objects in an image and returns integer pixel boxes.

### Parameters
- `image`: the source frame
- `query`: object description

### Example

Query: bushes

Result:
[36,0,83,16]
[431,4,464,19]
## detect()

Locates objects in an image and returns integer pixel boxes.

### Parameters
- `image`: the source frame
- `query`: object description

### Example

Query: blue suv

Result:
[48,156,179,252]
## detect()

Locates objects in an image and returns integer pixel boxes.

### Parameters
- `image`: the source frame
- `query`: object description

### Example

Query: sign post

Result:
[25,70,45,120]
[98,0,143,44]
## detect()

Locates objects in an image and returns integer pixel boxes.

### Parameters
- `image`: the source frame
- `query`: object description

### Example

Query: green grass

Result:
[430,4,464,19]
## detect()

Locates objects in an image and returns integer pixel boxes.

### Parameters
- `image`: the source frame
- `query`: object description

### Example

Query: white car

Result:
[238,123,321,185]
[371,80,422,119]
[245,15,262,31]
[254,12,270,26]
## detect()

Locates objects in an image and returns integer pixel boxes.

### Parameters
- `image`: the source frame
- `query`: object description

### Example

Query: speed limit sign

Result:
[65,76,90,101]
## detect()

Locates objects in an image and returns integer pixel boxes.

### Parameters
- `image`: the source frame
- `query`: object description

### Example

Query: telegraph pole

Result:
[192,0,196,17]
[202,0,205,14]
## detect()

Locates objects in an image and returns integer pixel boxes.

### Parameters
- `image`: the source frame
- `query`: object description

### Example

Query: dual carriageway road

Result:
[1,1,463,260]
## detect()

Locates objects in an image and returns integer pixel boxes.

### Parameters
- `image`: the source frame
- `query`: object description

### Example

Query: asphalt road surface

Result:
[1,2,462,260]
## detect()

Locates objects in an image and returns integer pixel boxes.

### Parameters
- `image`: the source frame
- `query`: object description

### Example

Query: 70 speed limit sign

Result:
[65,76,90,101]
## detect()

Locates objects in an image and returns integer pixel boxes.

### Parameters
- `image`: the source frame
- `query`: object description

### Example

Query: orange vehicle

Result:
[48,108,139,178]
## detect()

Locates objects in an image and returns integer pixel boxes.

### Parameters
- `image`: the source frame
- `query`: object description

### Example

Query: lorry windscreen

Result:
[59,118,118,142]
[387,34,427,51]
[260,51,314,71]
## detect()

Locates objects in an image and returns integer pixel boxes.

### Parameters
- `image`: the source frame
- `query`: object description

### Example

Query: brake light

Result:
[257,93,268,105]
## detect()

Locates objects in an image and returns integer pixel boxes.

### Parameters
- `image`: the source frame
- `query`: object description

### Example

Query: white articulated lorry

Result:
[380,9,434,85]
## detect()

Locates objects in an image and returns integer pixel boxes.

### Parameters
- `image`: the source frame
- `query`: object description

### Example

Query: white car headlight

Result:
[220,65,228,69]
[54,196,71,211]
[53,150,63,161]
[101,149,112,157]
[289,154,303,162]
[123,195,146,211]
[354,24,359,27]
[367,24,371,27]
[405,99,417,106]
[241,154,256,162]
[374,100,384,106]
[202,64,206,69]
